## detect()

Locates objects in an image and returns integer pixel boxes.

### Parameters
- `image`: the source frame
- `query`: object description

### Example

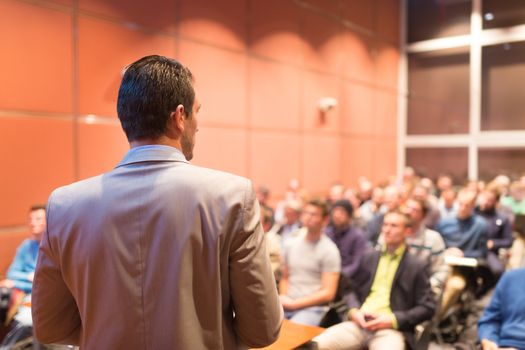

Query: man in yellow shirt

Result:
[313,210,436,350]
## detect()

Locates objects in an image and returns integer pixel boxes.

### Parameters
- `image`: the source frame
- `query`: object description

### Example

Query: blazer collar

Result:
[116,145,189,168]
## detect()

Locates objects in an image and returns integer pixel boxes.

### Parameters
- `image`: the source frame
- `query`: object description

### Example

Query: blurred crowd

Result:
[258,169,525,349]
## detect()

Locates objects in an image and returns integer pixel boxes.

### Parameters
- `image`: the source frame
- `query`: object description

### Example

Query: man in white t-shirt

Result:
[279,199,341,326]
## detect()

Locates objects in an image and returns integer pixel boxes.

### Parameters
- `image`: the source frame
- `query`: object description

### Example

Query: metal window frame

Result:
[400,0,525,181]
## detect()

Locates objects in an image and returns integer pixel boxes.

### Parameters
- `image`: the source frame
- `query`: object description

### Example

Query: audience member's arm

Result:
[6,242,34,291]
[478,274,504,348]
[341,232,368,279]
[489,217,513,250]
[393,260,435,330]
[280,272,339,311]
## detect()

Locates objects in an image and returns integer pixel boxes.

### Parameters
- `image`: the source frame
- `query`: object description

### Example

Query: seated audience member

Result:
[436,174,454,198]
[313,210,435,350]
[475,185,513,285]
[359,187,385,225]
[478,268,525,350]
[438,188,458,220]
[279,200,340,326]
[1,205,46,296]
[357,179,373,207]
[403,198,448,294]
[0,205,46,348]
[366,186,401,245]
[501,181,525,216]
[412,185,441,229]
[436,188,488,318]
[325,200,369,290]
[268,198,302,248]
[327,183,345,208]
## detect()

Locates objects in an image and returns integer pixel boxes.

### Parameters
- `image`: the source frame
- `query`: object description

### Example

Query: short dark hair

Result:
[117,55,195,141]
[408,198,429,217]
[30,204,46,212]
[307,199,329,218]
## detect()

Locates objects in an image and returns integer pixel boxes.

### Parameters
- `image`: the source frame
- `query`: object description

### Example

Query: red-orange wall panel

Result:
[301,10,344,74]
[0,116,74,226]
[376,0,400,43]
[78,16,176,116]
[375,90,398,136]
[79,0,177,32]
[0,1,72,113]
[192,126,248,177]
[249,0,303,65]
[249,131,301,195]
[178,0,247,51]
[342,137,375,186]
[249,58,301,130]
[342,0,375,32]
[373,137,397,184]
[179,40,247,127]
[302,135,343,194]
[301,0,341,16]
[376,42,399,89]
[341,82,375,135]
[76,121,129,180]
[342,30,375,83]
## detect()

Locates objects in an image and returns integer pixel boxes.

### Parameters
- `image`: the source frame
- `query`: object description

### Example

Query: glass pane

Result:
[407,0,471,43]
[479,148,525,181]
[406,147,468,184]
[483,0,525,29]
[481,41,525,131]
[408,48,470,135]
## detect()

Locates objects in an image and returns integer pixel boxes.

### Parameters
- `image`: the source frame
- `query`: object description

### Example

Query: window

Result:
[406,147,468,183]
[407,0,471,43]
[481,41,525,131]
[408,48,470,135]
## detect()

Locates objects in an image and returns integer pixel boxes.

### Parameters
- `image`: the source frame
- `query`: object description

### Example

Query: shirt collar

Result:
[116,145,188,168]
[381,244,406,258]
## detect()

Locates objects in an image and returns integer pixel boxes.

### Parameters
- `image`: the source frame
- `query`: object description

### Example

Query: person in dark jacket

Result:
[313,210,436,350]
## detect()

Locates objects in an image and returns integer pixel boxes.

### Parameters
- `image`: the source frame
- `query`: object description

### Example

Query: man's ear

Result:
[168,104,186,135]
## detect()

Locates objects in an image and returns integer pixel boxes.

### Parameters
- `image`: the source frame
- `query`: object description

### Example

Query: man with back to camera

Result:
[31,55,283,350]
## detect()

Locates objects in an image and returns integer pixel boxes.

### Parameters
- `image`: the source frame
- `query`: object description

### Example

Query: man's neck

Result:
[386,242,405,254]
[409,221,423,236]
[305,229,322,242]
[130,135,182,150]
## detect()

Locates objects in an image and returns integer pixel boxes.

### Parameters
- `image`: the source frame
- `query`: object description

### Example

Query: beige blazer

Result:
[32,145,283,350]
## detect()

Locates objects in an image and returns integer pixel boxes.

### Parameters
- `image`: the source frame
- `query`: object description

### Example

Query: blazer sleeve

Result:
[228,180,284,348]
[32,196,82,345]
[393,257,436,331]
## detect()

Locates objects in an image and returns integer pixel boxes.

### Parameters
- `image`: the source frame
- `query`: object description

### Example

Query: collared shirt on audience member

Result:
[313,210,435,350]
